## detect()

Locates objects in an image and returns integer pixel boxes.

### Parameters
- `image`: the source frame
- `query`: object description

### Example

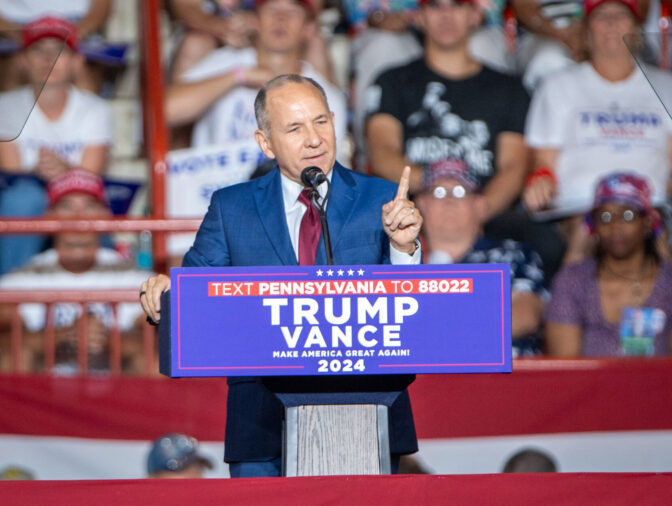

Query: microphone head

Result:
[301,166,326,188]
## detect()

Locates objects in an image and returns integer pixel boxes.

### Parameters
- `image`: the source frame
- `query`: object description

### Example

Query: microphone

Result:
[300,166,327,189]
[299,166,333,265]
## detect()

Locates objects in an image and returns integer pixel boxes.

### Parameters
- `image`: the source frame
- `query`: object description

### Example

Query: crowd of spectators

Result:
[1,0,672,374]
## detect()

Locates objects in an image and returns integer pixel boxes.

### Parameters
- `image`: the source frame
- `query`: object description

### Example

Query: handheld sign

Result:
[163,264,511,377]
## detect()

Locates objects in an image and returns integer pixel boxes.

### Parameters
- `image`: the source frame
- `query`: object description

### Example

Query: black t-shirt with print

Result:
[366,58,529,189]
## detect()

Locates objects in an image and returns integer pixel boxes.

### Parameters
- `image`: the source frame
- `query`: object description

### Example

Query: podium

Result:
[159,264,511,476]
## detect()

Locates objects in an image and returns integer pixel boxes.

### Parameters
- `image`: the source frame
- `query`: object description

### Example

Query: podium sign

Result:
[165,263,511,377]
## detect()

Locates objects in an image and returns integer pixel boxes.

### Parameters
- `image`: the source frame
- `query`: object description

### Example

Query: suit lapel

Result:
[317,163,359,264]
[253,169,297,266]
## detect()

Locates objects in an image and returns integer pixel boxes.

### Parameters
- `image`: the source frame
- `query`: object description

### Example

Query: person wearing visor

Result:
[546,173,672,357]
[415,159,548,356]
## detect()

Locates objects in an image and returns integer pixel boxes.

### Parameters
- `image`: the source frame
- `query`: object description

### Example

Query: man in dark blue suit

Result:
[140,74,424,477]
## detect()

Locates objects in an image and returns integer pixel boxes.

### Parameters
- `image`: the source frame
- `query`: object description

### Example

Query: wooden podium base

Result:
[284,404,390,476]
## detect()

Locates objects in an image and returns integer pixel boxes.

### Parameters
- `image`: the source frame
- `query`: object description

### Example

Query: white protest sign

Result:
[166,141,266,256]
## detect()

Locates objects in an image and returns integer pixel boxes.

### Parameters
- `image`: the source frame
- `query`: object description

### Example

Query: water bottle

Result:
[137,230,153,270]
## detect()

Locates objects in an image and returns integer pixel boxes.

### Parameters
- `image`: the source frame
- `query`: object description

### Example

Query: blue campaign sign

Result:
[168,264,511,377]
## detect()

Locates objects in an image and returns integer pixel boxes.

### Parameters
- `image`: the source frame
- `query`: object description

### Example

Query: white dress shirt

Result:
[280,171,420,265]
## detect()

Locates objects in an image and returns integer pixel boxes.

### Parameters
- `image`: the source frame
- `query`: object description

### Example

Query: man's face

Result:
[51,192,109,218]
[419,0,482,51]
[587,2,637,57]
[50,192,110,273]
[22,38,80,87]
[256,0,310,53]
[255,81,336,184]
[415,177,479,246]
[593,202,649,259]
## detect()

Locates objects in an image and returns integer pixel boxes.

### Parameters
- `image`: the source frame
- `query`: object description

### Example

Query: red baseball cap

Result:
[255,0,314,13]
[584,0,641,21]
[586,172,663,235]
[22,16,78,51]
[47,170,107,207]
[423,158,480,193]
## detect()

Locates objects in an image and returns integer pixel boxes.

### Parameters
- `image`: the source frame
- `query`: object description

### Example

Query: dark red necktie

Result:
[297,189,321,266]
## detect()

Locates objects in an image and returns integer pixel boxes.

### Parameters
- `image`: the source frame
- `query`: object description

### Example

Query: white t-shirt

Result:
[0,0,91,23]
[0,248,150,332]
[0,86,113,170]
[526,62,672,217]
[181,47,348,162]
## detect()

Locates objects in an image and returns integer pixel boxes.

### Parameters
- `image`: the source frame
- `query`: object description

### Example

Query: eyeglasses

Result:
[596,209,641,225]
[430,184,469,200]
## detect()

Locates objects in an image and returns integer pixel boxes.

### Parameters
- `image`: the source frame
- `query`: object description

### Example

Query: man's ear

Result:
[254,129,276,159]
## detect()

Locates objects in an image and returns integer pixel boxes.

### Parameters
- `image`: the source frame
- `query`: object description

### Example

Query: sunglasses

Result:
[595,209,641,225]
[430,184,470,200]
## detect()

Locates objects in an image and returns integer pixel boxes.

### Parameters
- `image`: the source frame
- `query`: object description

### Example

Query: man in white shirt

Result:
[0,16,112,274]
[524,0,672,263]
[166,0,347,161]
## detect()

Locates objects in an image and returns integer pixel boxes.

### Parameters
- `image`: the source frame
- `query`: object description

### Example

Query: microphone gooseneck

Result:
[300,166,333,265]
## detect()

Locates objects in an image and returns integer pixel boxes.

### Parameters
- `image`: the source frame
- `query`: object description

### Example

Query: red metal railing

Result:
[661,2,671,70]
[504,4,517,57]
[0,290,156,375]
[0,218,202,234]
[139,0,170,274]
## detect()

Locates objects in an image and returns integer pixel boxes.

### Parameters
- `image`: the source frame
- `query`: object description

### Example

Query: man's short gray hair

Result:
[254,74,330,135]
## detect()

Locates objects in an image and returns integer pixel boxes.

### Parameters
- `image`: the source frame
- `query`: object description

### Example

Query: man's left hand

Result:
[382,165,423,254]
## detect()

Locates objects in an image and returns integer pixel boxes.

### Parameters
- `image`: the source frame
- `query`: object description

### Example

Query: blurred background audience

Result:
[0,0,671,366]
[364,0,565,279]
[0,171,150,374]
[415,160,548,356]
[524,0,672,266]
[0,0,120,93]
[0,16,113,276]
[546,173,672,357]
[165,0,345,152]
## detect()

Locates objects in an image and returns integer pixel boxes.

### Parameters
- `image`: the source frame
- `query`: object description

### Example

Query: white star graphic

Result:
[316,269,323,277]
[327,269,334,276]
[347,269,354,276]
[337,269,344,276]
[357,269,364,276]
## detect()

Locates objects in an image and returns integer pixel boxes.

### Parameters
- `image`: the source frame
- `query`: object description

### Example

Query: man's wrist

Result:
[391,239,419,255]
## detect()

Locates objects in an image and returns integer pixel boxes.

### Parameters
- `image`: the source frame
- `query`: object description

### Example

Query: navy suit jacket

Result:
[183,163,418,462]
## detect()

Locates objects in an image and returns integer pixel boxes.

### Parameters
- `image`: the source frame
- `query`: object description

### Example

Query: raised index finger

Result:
[396,165,411,201]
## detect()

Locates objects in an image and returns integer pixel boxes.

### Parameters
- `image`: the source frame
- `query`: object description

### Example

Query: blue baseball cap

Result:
[146,433,213,475]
